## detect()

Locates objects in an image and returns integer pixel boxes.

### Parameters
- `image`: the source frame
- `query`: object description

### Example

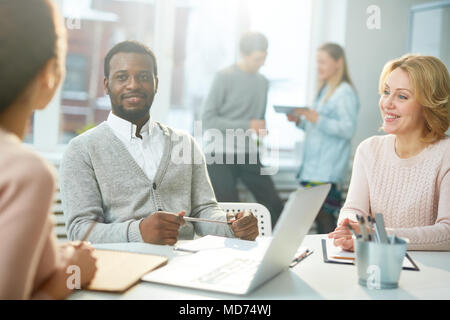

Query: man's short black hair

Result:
[239,32,268,55]
[104,40,158,78]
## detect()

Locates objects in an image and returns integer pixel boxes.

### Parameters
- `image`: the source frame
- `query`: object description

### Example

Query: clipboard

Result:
[321,239,419,271]
[86,249,169,292]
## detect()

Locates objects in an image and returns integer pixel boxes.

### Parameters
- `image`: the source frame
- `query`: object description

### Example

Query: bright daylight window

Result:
[27,0,312,158]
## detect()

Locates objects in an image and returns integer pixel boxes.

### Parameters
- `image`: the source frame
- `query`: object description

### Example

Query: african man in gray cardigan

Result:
[60,41,258,245]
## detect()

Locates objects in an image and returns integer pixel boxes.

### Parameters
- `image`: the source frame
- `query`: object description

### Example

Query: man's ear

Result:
[154,76,159,94]
[104,77,110,95]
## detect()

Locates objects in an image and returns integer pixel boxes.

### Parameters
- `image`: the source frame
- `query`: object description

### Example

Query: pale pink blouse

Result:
[339,134,450,251]
[0,127,60,299]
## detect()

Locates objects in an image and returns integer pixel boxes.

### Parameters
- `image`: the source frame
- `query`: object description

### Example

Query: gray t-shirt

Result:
[201,64,268,156]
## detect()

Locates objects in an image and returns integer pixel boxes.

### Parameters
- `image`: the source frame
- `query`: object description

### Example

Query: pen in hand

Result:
[182,216,232,225]
[75,221,97,248]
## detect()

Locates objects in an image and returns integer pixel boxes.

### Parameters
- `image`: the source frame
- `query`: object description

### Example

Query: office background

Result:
[28,0,450,224]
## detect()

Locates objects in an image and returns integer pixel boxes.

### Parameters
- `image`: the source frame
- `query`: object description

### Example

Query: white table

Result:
[69,234,450,300]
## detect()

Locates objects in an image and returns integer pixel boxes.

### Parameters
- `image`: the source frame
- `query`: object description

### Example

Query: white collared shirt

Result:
[106,112,165,182]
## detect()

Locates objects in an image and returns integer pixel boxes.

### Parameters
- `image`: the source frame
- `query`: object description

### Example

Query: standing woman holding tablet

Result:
[0,0,97,299]
[329,54,450,251]
[287,43,359,233]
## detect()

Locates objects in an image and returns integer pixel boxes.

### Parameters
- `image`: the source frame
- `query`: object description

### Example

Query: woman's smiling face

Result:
[379,67,425,136]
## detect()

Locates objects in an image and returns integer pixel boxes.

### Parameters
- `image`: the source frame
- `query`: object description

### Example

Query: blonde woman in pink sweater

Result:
[0,0,97,299]
[328,54,450,251]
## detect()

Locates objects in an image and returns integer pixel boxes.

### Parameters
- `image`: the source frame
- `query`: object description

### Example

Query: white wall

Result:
[306,0,348,104]
[343,0,438,152]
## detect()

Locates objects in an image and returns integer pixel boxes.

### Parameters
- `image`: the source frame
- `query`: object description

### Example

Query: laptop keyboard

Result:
[195,258,260,285]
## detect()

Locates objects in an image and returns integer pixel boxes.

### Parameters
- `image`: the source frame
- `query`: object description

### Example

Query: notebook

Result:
[86,249,168,292]
[321,239,419,271]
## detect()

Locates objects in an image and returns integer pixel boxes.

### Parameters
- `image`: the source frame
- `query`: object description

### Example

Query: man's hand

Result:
[231,211,259,241]
[139,211,185,245]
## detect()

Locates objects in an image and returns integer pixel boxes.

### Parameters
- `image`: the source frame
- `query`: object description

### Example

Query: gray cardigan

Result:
[60,122,234,243]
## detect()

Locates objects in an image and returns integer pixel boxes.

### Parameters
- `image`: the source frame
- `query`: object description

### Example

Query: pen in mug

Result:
[356,214,370,241]
[346,222,361,239]
[365,216,373,242]
[374,213,389,244]
[367,216,378,243]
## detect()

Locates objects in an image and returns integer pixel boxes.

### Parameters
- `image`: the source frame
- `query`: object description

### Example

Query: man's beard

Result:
[111,102,152,122]
[109,87,154,122]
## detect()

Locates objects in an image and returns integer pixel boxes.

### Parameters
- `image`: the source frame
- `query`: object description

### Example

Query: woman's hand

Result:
[287,108,319,124]
[328,218,360,252]
[66,242,98,288]
[286,113,300,123]
[301,109,319,124]
[37,242,97,299]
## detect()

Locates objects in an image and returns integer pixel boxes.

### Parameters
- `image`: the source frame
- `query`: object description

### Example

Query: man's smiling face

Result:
[104,52,158,123]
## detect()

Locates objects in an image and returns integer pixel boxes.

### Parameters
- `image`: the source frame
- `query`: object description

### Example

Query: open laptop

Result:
[142,183,331,295]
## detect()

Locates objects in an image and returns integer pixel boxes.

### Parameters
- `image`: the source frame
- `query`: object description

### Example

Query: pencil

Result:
[331,256,355,261]
[76,221,97,247]
[183,216,232,225]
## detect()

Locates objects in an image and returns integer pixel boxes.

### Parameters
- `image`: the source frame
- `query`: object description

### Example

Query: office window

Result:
[58,0,155,143]
[248,0,312,151]
[167,0,312,152]
[63,54,89,99]
[30,0,312,153]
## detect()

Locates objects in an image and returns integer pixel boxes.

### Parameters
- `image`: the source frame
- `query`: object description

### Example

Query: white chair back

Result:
[218,202,272,236]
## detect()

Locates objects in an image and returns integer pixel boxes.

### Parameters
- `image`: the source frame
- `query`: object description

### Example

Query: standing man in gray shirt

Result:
[60,41,258,245]
[202,32,283,227]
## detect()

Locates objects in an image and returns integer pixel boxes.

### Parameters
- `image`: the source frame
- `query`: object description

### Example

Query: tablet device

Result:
[273,105,309,114]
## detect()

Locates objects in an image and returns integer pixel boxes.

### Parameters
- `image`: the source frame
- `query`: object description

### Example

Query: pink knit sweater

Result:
[0,127,59,299]
[338,134,450,251]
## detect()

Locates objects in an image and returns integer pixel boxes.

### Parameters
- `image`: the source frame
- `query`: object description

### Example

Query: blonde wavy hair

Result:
[379,54,450,143]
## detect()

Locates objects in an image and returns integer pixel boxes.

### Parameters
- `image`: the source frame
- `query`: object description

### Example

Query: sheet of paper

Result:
[176,235,272,259]
[177,235,309,261]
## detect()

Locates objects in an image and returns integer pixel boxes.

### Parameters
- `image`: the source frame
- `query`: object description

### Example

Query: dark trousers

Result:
[206,154,284,227]
[300,181,341,234]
